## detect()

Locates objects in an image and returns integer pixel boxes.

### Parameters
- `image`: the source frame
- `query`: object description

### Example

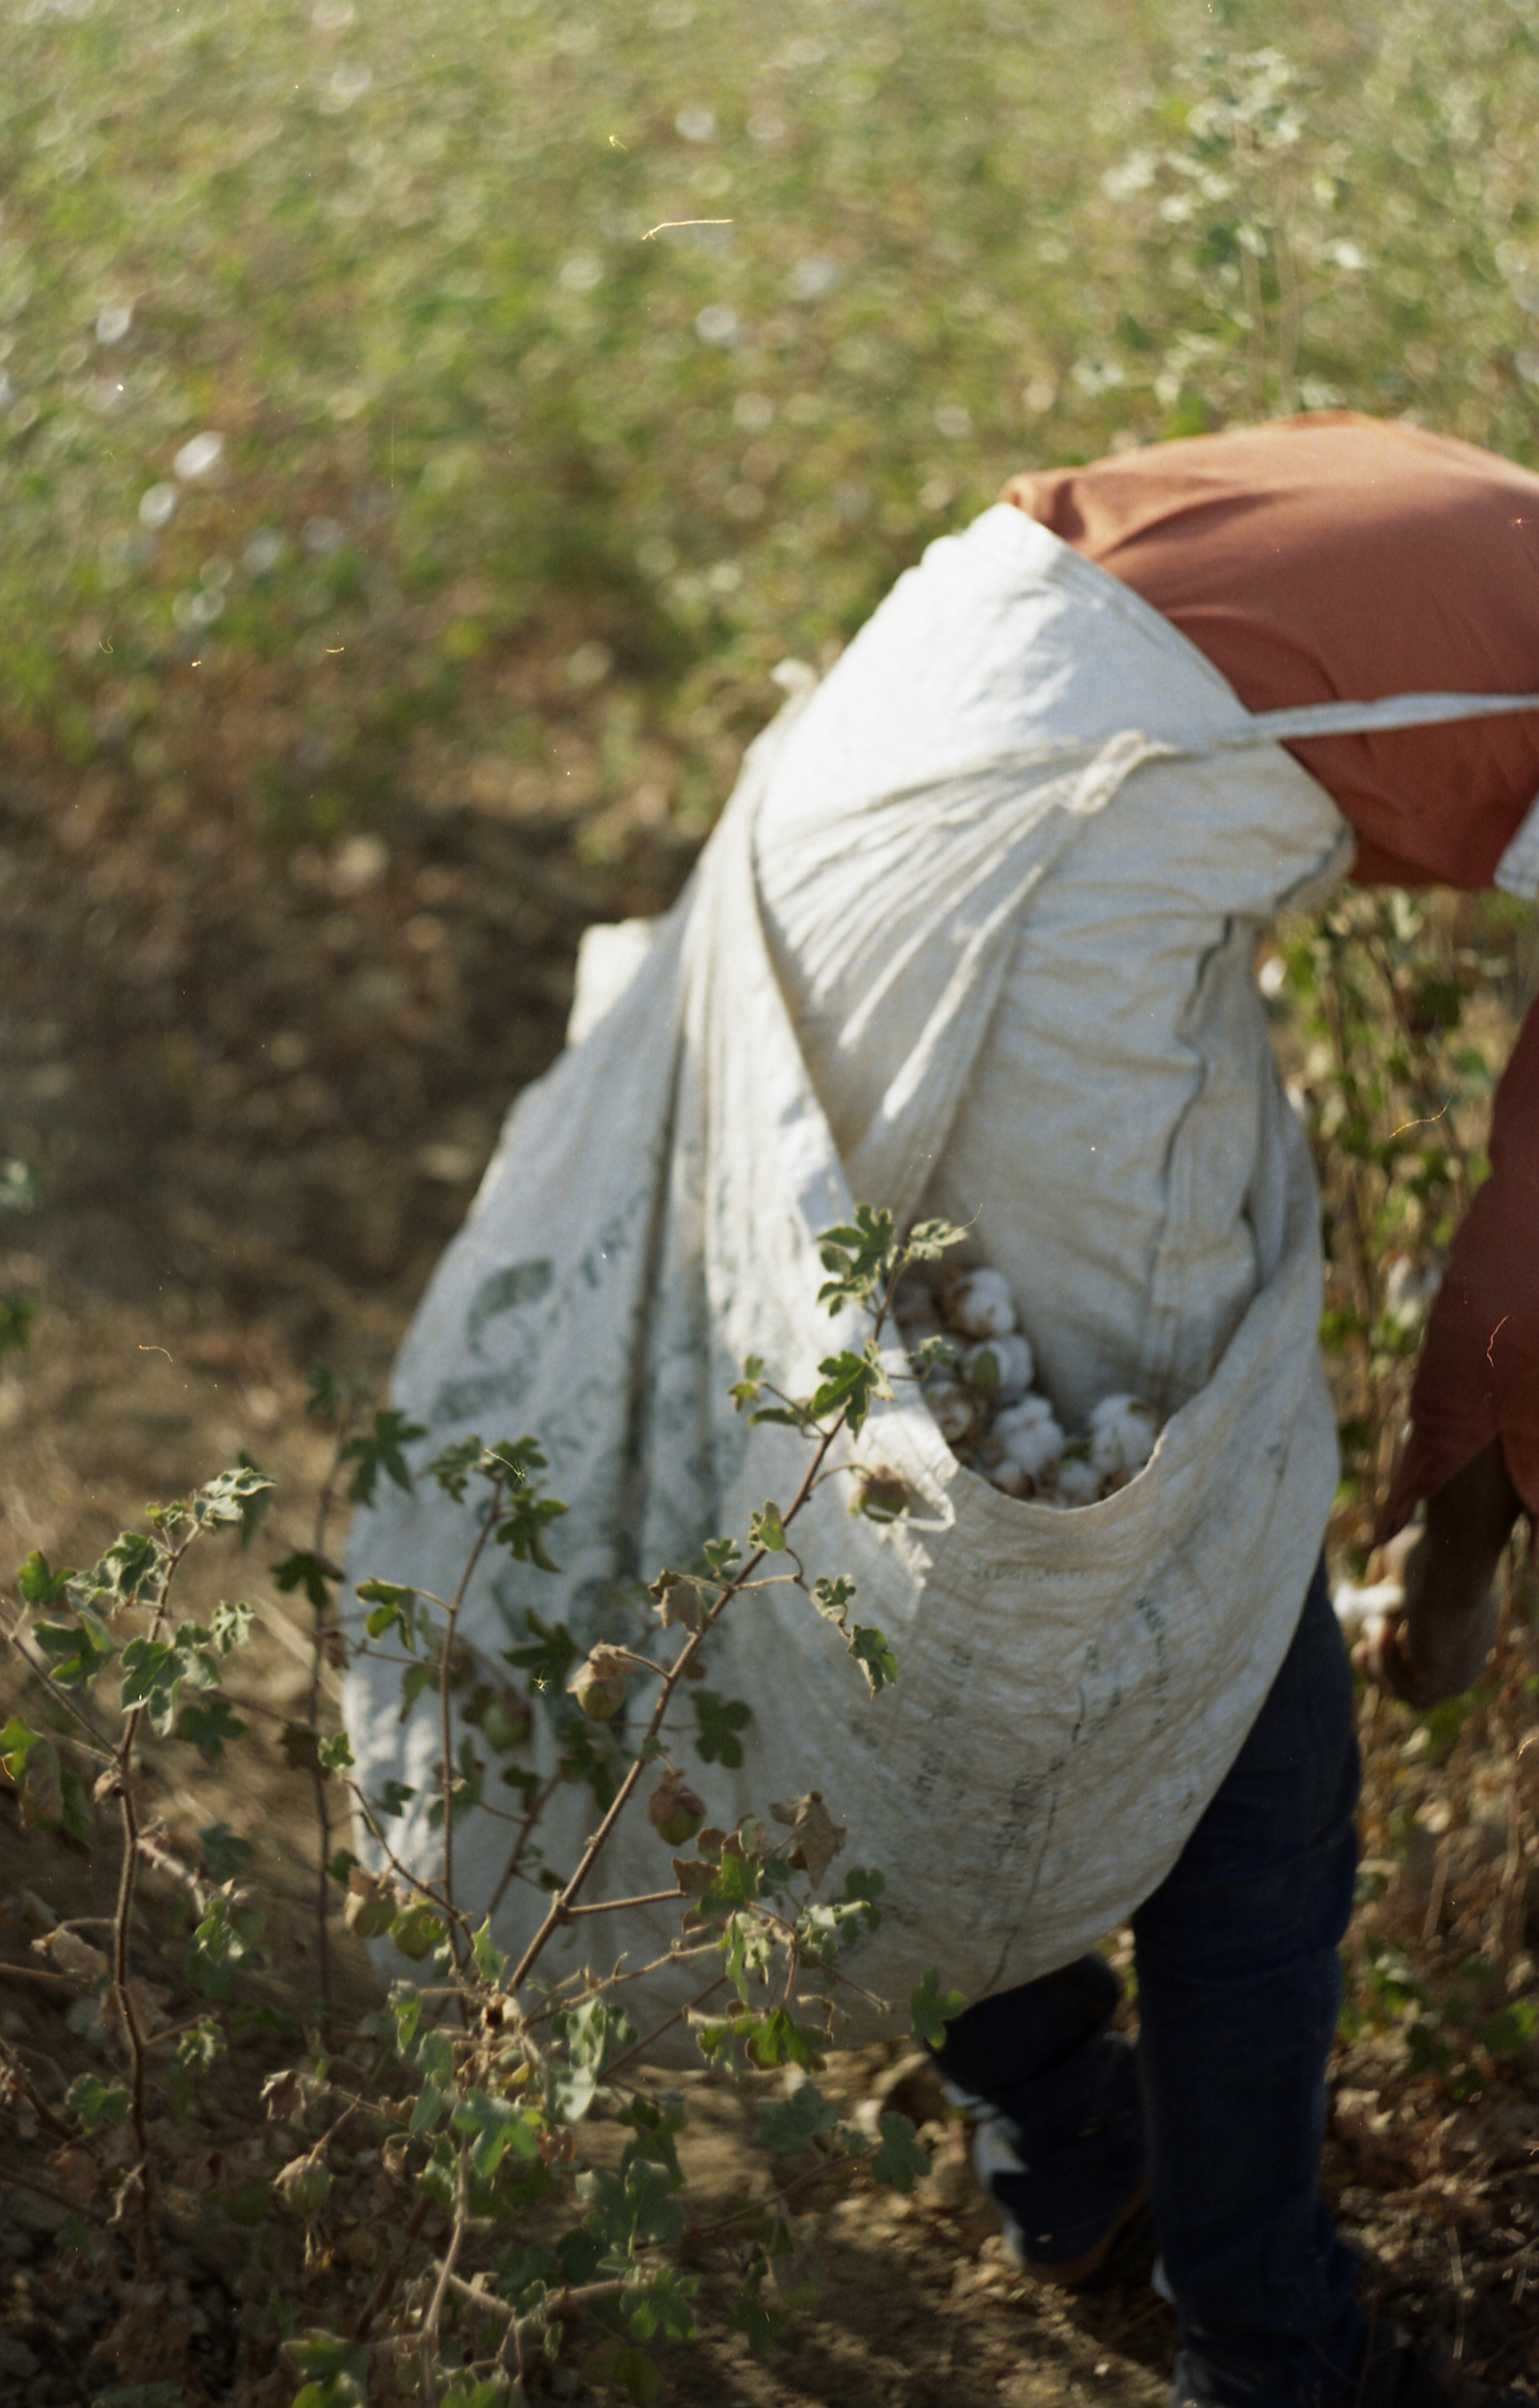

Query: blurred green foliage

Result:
[3,0,1538,837]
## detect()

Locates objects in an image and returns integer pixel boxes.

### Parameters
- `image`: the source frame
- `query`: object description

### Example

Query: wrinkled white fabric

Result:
[341,511,1539,2043]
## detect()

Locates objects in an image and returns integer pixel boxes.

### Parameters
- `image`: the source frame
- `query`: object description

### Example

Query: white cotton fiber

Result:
[962,1332,1035,1404]
[941,1268,1018,1339]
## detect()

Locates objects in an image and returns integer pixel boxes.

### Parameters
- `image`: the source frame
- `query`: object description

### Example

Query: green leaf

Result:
[427,1432,492,1501]
[806,1342,888,1434]
[285,2329,369,2408]
[210,1601,255,1654]
[746,2006,824,2073]
[870,2110,930,2193]
[341,1408,428,1505]
[65,2072,131,2131]
[192,1463,274,1531]
[305,1365,344,1426]
[31,1610,114,1688]
[471,1919,509,1985]
[811,1575,855,1624]
[178,1694,248,1763]
[577,2154,685,2249]
[755,2080,840,2155]
[627,2265,697,2344]
[1477,2001,1539,2057]
[318,1732,354,1772]
[120,1625,222,1737]
[17,1550,71,1609]
[186,1894,264,2002]
[491,1468,568,1573]
[903,1217,970,1264]
[273,1551,336,1610]
[0,1296,36,1355]
[93,1529,165,1609]
[814,1205,900,1316]
[612,2347,663,2407]
[440,2379,517,2408]
[691,1688,751,1768]
[748,1502,786,1552]
[200,1822,255,1882]
[848,1625,899,1695]
[451,2092,541,2177]
[909,1970,966,2051]
[505,1609,580,1693]
[584,2344,663,2408]
[390,1902,447,1962]
[410,2079,449,2133]
[732,2270,791,2352]
[398,1658,437,1721]
[357,1579,418,1647]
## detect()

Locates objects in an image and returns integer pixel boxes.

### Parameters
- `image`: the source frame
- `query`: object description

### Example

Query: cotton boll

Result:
[1087,1395,1161,1479]
[941,1267,1018,1340]
[973,1438,1035,1498]
[962,1332,1035,1405]
[992,1397,1066,1478]
[926,1378,982,1446]
[1048,1454,1103,1508]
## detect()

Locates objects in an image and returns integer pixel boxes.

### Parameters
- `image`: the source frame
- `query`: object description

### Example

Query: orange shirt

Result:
[1004,414,1539,1526]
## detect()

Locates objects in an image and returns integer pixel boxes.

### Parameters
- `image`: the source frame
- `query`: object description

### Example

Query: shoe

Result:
[966,2112,1157,2293]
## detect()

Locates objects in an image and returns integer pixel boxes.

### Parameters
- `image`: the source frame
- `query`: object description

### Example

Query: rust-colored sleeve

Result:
[1381,994,1539,1531]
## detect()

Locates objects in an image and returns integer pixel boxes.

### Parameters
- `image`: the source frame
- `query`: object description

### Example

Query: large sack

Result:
[342,515,1539,2039]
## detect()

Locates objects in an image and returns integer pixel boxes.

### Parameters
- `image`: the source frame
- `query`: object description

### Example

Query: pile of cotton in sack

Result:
[897,1265,1161,1505]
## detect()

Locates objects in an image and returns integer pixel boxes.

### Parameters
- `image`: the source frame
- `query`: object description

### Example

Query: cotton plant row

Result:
[0,1208,972,2408]
[897,1266,1161,1505]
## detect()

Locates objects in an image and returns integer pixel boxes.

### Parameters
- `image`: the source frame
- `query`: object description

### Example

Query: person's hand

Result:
[1358,1438,1522,1709]
[1354,1584,1498,1710]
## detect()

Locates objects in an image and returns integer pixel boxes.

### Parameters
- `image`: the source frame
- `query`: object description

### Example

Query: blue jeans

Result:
[934,1559,1367,2408]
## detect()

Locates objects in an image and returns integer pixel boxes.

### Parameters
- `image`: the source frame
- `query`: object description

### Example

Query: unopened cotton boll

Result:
[992,1396,1066,1478]
[925,1378,982,1446]
[941,1267,1017,1340]
[1087,1394,1161,1479]
[962,1332,1035,1405]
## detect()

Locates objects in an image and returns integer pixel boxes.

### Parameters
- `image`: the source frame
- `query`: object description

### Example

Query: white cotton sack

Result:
[962,1332,1035,1405]
[992,1395,1066,1478]
[941,1267,1018,1340]
[1088,1394,1161,1479]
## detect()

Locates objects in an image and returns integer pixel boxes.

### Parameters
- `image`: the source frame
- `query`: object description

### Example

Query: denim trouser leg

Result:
[931,1953,1145,2265]
[932,1559,1367,2408]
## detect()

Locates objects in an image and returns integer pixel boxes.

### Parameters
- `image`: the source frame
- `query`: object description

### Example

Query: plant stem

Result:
[0,2031,76,2143]
[487,1768,564,1920]
[558,1886,685,1919]
[353,2186,435,2343]
[598,1974,729,2081]
[418,2138,470,2408]
[436,1479,507,1982]
[503,1403,849,1998]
